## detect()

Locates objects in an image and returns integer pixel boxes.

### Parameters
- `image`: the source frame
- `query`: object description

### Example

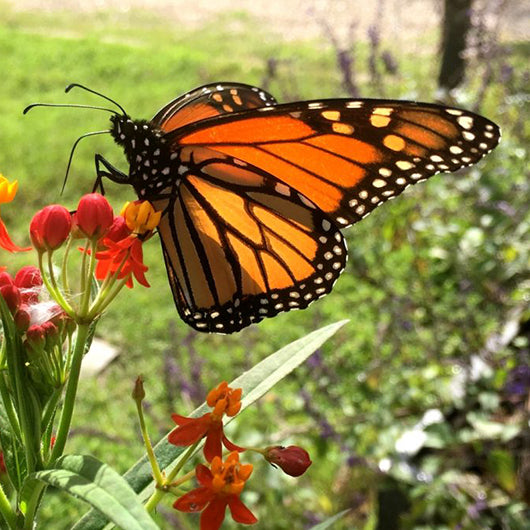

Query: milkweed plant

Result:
[0,173,345,529]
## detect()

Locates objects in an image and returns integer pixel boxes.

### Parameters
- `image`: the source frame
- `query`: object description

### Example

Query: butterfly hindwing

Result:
[154,146,346,333]
[169,99,500,228]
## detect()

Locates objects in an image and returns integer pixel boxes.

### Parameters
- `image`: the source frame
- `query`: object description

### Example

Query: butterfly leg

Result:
[94,153,130,193]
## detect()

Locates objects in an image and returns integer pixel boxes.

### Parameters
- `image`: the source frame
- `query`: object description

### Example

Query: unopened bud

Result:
[132,376,145,402]
[264,445,312,477]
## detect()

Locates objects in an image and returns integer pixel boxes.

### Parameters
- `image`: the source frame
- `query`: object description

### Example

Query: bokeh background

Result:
[0,0,528,528]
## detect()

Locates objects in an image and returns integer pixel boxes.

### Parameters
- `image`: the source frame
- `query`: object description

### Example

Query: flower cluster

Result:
[0,175,161,487]
[28,193,161,320]
[0,265,74,390]
[156,382,312,529]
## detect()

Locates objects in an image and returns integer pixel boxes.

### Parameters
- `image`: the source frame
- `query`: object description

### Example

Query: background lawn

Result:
[0,1,528,528]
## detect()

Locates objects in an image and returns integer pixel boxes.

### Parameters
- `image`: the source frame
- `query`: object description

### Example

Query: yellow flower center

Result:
[122,200,161,234]
[210,452,253,496]
[207,381,242,419]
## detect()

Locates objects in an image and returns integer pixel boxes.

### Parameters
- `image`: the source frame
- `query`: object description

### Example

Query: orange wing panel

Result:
[179,116,315,144]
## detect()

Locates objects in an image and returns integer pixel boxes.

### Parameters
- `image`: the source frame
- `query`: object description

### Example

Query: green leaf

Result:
[33,455,159,530]
[309,510,352,529]
[74,320,347,530]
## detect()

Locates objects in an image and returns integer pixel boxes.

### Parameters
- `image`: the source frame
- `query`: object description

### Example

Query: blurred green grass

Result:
[1,3,528,529]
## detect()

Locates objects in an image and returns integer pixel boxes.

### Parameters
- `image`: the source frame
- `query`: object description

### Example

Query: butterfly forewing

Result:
[151,82,277,132]
[170,99,500,228]
[155,146,346,333]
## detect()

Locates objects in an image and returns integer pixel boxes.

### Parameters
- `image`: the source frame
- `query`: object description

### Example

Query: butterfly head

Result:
[109,115,162,159]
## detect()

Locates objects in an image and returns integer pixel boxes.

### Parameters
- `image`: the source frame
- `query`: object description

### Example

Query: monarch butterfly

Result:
[25,83,500,333]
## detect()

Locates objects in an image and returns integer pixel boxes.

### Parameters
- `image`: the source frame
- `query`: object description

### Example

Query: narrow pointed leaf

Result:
[309,510,352,529]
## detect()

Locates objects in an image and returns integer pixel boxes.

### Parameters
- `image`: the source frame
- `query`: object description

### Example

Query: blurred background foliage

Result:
[0,0,528,528]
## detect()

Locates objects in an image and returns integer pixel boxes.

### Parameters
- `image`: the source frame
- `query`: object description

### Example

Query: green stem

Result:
[87,276,128,319]
[41,387,63,437]
[61,236,73,295]
[39,252,74,317]
[0,371,21,441]
[22,482,46,530]
[48,323,90,464]
[0,483,16,529]
[135,398,164,485]
[144,442,200,513]
[80,241,98,317]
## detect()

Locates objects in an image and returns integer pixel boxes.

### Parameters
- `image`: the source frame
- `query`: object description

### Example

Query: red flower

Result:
[30,205,72,252]
[173,452,257,530]
[0,283,21,314]
[264,445,312,477]
[14,266,42,304]
[169,382,244,462]
[26,324,46,351]
[95,235,149,288]
[101,216,131,247]
[13,305,30,332]
[74,193,114,239]
[0,272,13,287]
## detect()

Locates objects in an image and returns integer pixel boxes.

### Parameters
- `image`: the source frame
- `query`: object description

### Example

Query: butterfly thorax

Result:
[110,114,179,200]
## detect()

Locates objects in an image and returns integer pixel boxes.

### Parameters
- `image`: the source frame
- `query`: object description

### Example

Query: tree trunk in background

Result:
[438,0,473,90]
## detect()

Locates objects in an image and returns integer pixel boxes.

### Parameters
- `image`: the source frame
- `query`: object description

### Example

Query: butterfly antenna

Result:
[23,103,119,115]
[65,83,127,116]
[62,130,110,194]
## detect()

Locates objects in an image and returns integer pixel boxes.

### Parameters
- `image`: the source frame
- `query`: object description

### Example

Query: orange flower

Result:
[90,201,160,288]
[169,382,244,462]
[0,175,30,252]
[95,235,149,288]
[173,452,257,530]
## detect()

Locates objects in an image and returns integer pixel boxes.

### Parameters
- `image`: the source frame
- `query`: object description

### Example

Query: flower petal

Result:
[200,498,227,530]
[222,434,246,453]
[227,495,258,524]
[204,422,223,462]
[173,486,213,512]
[168,415,211,446]
[0,218,30,252]
[195,464,213,487]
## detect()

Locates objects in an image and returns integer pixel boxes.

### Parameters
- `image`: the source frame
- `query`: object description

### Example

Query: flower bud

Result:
[26,324,46,350]
[0,284,21,314]
[14,305,30,333]
[30,205,72,252]
[74,193,114,239]
[264,445,312,477]
[41,321,59,347]
[14,266,42,304]
[132,376,145,403]
[97,215,131,249]
[0,271,14,287]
